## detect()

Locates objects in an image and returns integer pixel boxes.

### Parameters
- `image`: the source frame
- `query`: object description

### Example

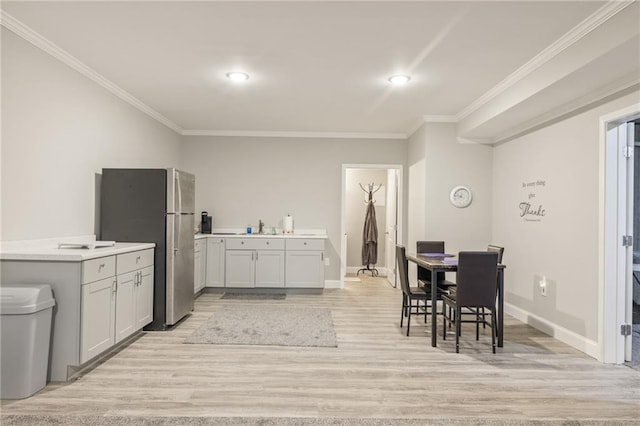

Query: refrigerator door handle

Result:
[176,172,182,213]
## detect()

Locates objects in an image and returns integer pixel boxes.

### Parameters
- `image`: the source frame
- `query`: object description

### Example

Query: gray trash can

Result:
[0,284,55,399]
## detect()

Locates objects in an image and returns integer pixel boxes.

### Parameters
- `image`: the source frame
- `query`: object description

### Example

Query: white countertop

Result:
[0,242,155,262]
[195,233,327,240]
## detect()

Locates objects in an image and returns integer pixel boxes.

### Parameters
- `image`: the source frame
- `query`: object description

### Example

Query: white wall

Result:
[492,90,640,344]
[407,122,493,283]
[1,29,182,242]
[181,135,407,281]
[345,168,387,269]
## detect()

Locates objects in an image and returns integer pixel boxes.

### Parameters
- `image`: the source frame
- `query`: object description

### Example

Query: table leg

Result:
[498,269,504,347]
[431,268,439,347]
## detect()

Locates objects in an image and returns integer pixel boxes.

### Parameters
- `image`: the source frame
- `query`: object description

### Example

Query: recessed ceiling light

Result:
[226,72,250,82]
[388,74,411,85]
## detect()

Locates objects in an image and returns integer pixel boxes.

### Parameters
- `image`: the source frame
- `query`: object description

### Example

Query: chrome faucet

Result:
[258,219,264,234]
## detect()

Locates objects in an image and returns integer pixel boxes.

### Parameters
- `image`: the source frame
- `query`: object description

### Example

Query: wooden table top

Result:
[406,252,506,270]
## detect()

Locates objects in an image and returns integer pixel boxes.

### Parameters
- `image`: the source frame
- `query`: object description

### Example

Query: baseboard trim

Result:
[324,280,343,289]
[504,303,600,360]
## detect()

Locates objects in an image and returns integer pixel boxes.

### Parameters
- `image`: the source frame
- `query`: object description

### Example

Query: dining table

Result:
[405,252,506,348]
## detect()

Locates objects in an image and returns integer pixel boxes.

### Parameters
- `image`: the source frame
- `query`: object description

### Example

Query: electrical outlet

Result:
[324,257,330,266]
[540,278,547,297]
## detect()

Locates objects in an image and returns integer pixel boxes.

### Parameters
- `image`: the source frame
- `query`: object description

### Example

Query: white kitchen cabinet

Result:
[136,266,154,329]
[205,238,225,287]
[81,277,116,363]
[1,242,155,382]
[285,239,325,288]
[225,250,255,287]
[225,238,285,288]
[255,250,285,287]
[114,270,136,344]
[194,238,206,293]
[114,249,154,344]
[81,248,154,362]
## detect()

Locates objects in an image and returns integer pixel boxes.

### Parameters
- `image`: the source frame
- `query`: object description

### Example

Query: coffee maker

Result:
[201,211,212,234]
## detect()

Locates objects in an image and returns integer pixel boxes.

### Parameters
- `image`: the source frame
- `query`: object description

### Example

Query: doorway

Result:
[601,107,639,365]
[341,164,403,288]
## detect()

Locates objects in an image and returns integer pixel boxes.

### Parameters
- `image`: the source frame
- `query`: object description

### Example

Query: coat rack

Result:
[357,182,381,277]
[359,183,382,204]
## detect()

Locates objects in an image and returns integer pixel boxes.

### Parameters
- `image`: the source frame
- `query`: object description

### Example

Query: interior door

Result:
[623,122,635,362]
[385,170,398,287]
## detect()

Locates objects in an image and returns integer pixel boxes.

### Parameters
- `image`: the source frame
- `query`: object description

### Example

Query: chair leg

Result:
[424,297,428,323]
[455,306,461,353]
[442,301,447,340]
[491,306,497,353]
[481,307,486,329]
[400,295,405,328]
[406,300,411,336]
[476,310,480,340]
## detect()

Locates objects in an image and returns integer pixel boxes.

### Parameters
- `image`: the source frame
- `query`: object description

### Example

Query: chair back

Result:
[395,245,411,296]
[417,241,445,282]
[456,251,499,307]
[487,245,504,263]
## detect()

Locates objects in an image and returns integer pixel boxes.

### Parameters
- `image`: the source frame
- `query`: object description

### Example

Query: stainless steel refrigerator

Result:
[100,168,195,330]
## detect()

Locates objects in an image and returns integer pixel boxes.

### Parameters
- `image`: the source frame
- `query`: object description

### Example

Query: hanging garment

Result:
[361,200,378,266]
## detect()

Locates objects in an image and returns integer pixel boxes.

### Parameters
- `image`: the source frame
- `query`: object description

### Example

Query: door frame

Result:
[599,103,639,363]
[340,164,404,287]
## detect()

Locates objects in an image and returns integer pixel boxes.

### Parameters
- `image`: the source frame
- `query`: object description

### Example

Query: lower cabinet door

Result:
[206,238,226,287]
[81,277,116,363]
[225,250,255,287]
[194,248,203,294]
[136,266,154,329]
[285,250,325,288]
[255,250,285,287]
[115,270,136,344]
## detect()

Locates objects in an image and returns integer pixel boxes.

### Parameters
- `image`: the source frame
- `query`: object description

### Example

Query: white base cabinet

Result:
[205,238,225,287]
[0,243,155,382]
[225,250,255,287]
[194,238,206,293]
[81,277,116,363]
[255,250,285,287]
[81,248,154,363]
[197,235,326,289]
[285,239,325,288]
[135,266,154,329]
[225,238,285,288]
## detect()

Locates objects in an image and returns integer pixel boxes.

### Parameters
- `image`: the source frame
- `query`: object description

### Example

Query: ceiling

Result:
[2,1,638,140]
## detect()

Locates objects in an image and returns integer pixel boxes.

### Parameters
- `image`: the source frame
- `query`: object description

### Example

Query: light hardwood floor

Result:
[1,276,639,423]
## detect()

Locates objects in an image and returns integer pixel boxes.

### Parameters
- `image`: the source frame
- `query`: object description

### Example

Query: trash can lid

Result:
[0,285,55,315]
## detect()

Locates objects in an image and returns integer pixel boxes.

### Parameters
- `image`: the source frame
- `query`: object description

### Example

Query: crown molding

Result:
[1,11,183,134]
[181,129,407,140]
[455,0,635,122]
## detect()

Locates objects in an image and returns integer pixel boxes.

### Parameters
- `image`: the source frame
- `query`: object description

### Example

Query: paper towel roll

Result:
[283,215,294,234]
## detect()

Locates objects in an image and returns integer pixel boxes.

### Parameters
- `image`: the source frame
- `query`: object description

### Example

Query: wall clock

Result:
[449,185,472,208]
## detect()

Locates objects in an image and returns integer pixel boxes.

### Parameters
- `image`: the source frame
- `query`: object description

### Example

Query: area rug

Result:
[220,293,286,300]
[184,306,337,347]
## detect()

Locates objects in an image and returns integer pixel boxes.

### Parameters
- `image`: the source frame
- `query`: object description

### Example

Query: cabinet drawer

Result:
[285,239,325,251]
[82,256,116,284]
[226,238,285,250]
[117,249,154,274]
[194,239,204,252]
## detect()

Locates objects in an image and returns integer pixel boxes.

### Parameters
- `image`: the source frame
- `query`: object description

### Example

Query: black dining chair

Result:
[396,245,446,336]
[441,251,499,353]
[416,241,455,291]
[447,244,504,330]
[487,245,504,263]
